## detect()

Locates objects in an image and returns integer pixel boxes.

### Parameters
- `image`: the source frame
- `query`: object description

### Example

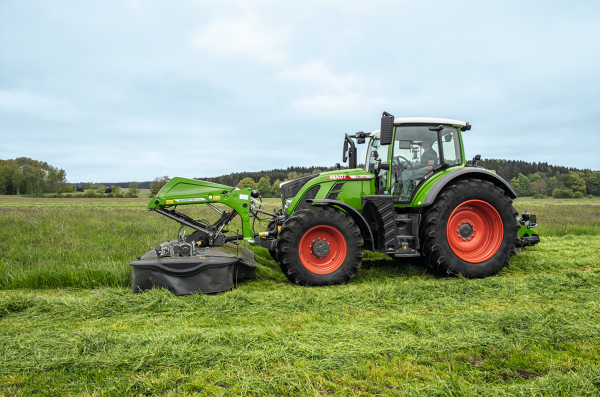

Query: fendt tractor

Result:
[130,112,540,294]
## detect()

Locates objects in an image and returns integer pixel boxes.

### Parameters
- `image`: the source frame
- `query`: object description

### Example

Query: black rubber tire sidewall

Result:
[422,179,519,278]
[277,206,364,286]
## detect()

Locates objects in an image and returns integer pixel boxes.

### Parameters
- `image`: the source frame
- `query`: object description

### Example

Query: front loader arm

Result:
[147,177,255,242]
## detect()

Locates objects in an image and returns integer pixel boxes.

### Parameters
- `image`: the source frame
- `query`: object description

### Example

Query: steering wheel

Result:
[393,156,414,173]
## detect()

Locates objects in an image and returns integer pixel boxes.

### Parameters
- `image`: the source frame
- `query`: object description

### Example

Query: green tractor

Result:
[133,112,539,293]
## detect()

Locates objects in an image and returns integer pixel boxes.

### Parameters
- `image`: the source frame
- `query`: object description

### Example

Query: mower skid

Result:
[130,242,257,295]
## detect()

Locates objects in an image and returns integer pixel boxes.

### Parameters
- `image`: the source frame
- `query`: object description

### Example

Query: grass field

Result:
[1,196,599,396]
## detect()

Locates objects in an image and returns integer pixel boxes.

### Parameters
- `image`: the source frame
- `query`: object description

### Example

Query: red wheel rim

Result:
[299,225,347,274]
[446,199,503,263]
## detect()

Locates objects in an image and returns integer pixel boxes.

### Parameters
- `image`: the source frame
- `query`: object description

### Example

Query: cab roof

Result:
[370,117,468,137]
[394,117,467,127]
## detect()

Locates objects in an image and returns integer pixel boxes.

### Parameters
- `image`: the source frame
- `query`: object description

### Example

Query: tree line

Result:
[478,159,599,198]
[197,166,341,198]
[0,157,67,195]
[3,157,597,199]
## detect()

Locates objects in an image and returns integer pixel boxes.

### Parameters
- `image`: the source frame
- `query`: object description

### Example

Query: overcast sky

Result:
[1,0,598,183]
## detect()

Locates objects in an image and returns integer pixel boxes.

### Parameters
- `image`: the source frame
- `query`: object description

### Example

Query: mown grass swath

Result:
[0,196,599,396]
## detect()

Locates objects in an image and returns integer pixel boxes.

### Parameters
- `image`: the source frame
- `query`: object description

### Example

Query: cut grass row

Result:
[1,196,599,395]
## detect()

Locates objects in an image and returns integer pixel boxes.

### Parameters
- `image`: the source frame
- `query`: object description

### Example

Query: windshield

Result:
[390,125,462,203]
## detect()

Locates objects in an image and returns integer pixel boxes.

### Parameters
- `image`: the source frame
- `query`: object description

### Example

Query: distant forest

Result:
[2,157,598,198]
[196,160,600,198]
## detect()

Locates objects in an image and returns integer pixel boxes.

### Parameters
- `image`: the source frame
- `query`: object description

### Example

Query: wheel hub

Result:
[458,222,474,238]
[312,240,330,258]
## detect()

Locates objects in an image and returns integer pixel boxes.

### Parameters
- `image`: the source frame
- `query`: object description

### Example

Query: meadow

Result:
[0,196,599,396]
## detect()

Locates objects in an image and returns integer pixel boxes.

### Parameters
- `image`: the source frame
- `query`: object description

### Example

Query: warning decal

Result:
[174,198,206,202]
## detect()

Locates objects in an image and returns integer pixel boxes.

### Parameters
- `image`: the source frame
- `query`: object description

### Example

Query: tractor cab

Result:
[366,117,468,204]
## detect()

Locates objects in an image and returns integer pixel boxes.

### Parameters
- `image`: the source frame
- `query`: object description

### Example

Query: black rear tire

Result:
[277,206,364,286]
[420,178,520,278]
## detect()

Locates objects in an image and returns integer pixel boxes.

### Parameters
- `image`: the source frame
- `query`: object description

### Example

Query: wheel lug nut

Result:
[310,251,313,254]
[463,238,465,241]
[468,238,471,241]
[471,234,474,237]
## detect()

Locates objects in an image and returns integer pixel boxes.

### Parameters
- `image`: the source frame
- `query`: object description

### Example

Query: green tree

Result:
[0,165,13,195]
[237,177,257,190]
[272,179,282,197]
[12,168,23,195]
[286,172,299,181]
[531,179,548,195]
[547,176,565,193]
[589,172,600,196]
[256,176,271,197]
[510,173,532,196]
[150,176,170,194]
[569,172,587,194]
[128,182,140,197]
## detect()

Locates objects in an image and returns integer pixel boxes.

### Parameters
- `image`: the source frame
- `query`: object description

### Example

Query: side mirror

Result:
[461,122,471,132]
[380,111,394,146]
[343,138,349,163]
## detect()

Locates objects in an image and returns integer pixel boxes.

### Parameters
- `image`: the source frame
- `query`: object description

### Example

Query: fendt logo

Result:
[325,175,374,180]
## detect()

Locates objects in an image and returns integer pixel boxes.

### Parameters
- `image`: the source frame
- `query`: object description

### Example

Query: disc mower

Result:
[130,112,539,293]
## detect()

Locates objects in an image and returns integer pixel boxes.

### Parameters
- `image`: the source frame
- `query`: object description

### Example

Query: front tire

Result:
[420,178,520,278]
[277,206,364,286]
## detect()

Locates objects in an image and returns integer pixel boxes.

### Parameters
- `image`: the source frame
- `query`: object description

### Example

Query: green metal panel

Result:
[401,165,463,207]
[147,177,255,241]
[286,169,376,215]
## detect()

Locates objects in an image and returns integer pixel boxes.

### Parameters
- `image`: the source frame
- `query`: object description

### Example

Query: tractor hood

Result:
[282,169,375,215]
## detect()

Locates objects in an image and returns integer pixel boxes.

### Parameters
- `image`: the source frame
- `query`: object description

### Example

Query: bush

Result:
[533,194,547,199]
[64,194,72,198]
[587,195,595,199]
[573,191,584,199]
[552,188,574,199]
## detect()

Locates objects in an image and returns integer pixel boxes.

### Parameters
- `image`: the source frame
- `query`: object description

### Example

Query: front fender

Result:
[306,199,375,251]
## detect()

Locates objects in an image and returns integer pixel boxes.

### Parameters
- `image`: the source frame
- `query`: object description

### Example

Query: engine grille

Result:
[280,174,319,199]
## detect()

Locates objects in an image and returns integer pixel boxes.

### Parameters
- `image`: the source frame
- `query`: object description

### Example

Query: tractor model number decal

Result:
[325,175,374,180]
[174,198,206,202]
[240,194,249,200]
[166,200,174,204]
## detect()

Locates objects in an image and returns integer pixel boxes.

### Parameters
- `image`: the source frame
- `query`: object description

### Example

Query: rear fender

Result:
[422,168,517,206]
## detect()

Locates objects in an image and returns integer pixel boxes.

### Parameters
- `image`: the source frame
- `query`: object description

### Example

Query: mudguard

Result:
[423,167,517,206]
[306,199,375,251]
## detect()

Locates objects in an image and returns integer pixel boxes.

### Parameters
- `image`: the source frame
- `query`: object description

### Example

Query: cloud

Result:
[291,93,384,114]
[0,90,79,121]
[278,61,361,91]
[193,16,290,63]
